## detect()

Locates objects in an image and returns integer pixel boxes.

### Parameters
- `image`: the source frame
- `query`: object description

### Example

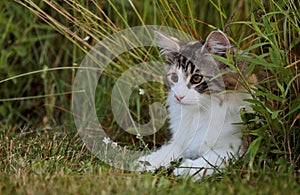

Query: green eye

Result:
[190,74,203,84]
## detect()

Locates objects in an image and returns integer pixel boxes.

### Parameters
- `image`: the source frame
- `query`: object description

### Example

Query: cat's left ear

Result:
[203,30,233,69]
[154,31,181,64]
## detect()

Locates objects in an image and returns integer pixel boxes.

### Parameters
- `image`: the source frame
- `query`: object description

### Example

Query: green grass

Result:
[1,0,300,194]
[1,126,299,194]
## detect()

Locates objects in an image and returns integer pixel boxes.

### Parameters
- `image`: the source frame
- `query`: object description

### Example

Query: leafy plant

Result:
[235,0,300,170]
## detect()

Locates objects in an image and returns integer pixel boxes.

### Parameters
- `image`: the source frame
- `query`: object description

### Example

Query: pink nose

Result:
[174,95,185,102]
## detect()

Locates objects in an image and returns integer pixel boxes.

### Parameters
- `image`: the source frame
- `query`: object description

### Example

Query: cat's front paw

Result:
[173,159,198,177]
[136,156,157,172]
[137,154,169,172]
[173,159,213,180]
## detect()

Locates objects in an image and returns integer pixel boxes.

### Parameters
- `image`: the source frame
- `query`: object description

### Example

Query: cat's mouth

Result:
[174,97,198,105]
[171,95,211,110]
[174,99,210,112]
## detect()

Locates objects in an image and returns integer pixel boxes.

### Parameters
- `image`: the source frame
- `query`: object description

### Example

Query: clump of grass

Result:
[234,0,300,171]
[1,125,299,194]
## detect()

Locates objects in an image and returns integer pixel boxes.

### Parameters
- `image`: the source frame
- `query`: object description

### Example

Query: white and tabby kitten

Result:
[138,30,254,179]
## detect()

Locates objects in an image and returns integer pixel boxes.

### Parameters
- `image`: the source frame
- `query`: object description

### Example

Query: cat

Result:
[137,30,255,179]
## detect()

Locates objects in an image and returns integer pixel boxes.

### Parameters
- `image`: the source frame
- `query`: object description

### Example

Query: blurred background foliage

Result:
[0,0,257,128]
[0,1,77,127]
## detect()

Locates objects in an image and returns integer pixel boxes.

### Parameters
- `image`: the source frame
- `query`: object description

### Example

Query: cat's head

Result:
[156,30,242,105]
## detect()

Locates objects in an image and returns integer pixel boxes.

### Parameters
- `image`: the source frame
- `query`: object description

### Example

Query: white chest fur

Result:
[167,93,245,160]
[138,92,248,179]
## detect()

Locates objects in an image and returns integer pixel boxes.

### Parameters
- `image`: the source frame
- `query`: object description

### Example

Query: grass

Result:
[1,126,299,194]
[1,0,300,194]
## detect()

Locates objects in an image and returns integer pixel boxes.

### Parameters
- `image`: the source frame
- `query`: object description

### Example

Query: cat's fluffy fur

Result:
[138,30,253,179]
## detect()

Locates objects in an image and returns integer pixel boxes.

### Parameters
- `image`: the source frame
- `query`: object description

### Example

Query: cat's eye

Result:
[170,73,178,82]
[190,74,203,84]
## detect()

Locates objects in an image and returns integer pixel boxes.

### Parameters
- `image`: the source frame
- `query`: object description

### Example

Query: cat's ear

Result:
[154,31,181,63]
[203,30,233,69]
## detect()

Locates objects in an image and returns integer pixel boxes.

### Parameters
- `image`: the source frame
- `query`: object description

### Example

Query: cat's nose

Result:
[174,95,185,102]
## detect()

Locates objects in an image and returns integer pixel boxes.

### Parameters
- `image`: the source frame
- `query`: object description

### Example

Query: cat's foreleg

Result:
[137,142,183,172]
[173,149,231,180]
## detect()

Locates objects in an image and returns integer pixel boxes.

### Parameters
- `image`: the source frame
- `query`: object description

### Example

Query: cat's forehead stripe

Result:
[176,54,198,74]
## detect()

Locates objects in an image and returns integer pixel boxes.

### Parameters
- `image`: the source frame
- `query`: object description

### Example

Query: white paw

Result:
[136,155,165,172]
[173,159,213,180]
[136,157,155,172]
[173,159,197,177]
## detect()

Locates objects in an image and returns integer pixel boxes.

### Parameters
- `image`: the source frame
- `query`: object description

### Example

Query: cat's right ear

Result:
[154,31,181,63]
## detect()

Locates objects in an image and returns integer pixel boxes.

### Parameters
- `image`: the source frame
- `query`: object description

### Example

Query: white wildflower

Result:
[102,137,111,145]
[136,133,142,139]
[139,88,145,95]
[111,142,118,149]
[83,35,90,41]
